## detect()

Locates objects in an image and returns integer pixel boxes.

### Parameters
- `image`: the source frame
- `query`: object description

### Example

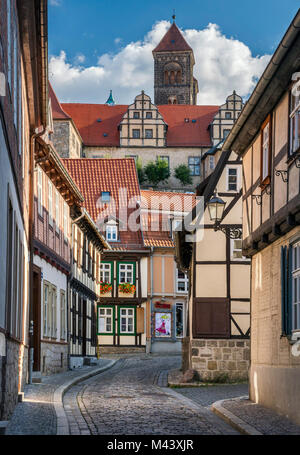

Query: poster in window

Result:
[155,312,171,337]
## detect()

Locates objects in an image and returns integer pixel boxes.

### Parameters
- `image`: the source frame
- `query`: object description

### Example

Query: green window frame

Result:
[118,305,136,336]
[100,261,113,285]
[117,261,136,285]
[97,305,115,335]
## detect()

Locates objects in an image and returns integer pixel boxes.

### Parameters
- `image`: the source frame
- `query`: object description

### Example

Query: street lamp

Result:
[207,192,242,239]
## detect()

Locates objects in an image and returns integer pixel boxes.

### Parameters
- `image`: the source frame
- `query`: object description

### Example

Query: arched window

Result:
[176,70,182,84]
[164,71,169,84]
[164,62,182,85]
[168,96,177,105]
[170,71,175,85]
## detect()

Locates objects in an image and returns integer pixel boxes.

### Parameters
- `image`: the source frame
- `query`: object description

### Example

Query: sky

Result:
[48,0,300,105]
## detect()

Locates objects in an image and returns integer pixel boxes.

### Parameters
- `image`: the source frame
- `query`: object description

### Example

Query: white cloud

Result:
[49,0,62,6]
[74,53,86,64]
[49,20,271,105]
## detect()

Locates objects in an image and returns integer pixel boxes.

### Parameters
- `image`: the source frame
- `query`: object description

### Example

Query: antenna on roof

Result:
[172,9,176,23]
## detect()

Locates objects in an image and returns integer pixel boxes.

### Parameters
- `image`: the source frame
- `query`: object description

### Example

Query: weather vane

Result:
[172,9,176,23]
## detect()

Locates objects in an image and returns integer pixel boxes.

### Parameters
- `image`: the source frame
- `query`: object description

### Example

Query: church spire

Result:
[172,9,176,23]
[105,90,115,106]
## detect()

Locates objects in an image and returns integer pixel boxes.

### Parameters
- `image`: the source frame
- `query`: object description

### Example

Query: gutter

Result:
[223,9,300,154]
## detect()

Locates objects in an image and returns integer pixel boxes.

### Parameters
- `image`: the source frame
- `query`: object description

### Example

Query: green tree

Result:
[174,164,193,185]
[136,157,146,185]
[144,158,170,187]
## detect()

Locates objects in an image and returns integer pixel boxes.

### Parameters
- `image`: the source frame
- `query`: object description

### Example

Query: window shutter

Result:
[281,246,288,335]
[193,299,230,338]
[287,245,293,335]
[136,307,144,334]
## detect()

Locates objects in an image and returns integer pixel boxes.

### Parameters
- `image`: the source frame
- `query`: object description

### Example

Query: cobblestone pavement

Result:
[63,355,239,435]
[5,359,112,435]
[176,383,249,408]
[222,397,300,435]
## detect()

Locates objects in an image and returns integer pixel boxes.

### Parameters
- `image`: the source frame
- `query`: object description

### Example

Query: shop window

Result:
[155,312,171,337]
[176,303,184,338]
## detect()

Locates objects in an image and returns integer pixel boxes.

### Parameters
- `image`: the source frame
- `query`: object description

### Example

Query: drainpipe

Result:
[28,127,47,384]
[147,246,154,354]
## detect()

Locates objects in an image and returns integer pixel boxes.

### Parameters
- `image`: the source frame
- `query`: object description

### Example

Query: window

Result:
[209,156,215,170]
[290,88,300,155]
[119,308,135,334]
[261,115,271,184]
[133,112,140,119]
[225,112,232,119]
[188,157,201,176]
[7,0,12,89]
[43,283,49,337]
[55,190,59,233]
[60,291,66,340]
[176,303,184,338]
[119,263,134,284]
[231,239,245,261]
[133,129,140,139]
[223,129,231,139]
[292,242,300,331]
[145,129,153,139]
[13,12,18,128]
[176,269,189,293]
[227,167,238,191]
[101,191,110,203]
[63,201,68,241]
[100,263,111,283]
[158,156,169,169]
[98,307,114,334]
[106,224,118,241]
[37,167,43,217]
[48,181,53,227]
[146,112,152,119]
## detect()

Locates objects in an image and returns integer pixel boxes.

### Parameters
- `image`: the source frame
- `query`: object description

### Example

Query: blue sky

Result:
[48,1,300,105]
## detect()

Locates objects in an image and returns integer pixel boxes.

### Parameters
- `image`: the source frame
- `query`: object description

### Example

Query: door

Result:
[33,266,41,371]
[82,299,87,357]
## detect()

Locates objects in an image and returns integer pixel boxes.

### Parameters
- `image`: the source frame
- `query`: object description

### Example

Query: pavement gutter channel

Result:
[53,359,117,435]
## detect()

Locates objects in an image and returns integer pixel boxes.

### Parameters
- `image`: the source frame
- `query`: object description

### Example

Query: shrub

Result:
[144,158,170,187]
[174,164,192,185]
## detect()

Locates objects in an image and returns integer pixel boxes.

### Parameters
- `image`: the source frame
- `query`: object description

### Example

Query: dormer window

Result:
[101,192,110,203]
[106,224,118,241]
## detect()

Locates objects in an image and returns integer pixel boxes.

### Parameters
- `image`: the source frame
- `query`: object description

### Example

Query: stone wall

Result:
[190,339,250,382]
[0,339,20,420]
[52,121,70,158]
[182,336,191,373]
[41,342,68,376]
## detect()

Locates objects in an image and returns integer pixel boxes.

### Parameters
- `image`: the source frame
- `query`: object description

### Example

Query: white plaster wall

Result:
[33,255,67,340]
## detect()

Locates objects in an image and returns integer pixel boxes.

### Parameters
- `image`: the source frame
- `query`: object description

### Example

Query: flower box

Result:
[100,282,113,295]
[118,283,136,296]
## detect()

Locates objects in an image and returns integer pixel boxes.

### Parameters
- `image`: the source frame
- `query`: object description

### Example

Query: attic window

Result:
[97,118,102,122]
[192,119,196,123]
[103,133,108,137]
[101,192,110,203]
[171,39,175,44]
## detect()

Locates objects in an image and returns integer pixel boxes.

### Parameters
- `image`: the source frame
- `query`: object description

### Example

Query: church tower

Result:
[153,16,198,105]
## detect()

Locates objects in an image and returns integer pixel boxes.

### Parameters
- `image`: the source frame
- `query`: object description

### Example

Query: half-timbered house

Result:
[222,10,300,424]
[63,158,149,353]
[175,150,251,381]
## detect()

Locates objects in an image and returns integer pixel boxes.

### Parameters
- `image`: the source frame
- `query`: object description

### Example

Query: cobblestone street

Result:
[63,355,240,435]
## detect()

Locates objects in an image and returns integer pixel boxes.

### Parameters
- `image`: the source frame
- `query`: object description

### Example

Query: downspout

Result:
[28,127,47,384]
[148,246,154,354]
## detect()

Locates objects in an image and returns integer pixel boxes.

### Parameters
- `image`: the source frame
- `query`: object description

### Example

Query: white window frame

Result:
[48,181,53,227]
[106,224,118,241]
[98,307,113,334]
[60,290,66,340]
[120,308,135,334]
[100,263,111,283]
[262,123,270,180]
[43,283,49,338]
[119,263,134,284]
[63,201,68,241]
[227,166,239,192]
[176,268,188,293]
[292,242,300,331]
[209,156,215,170]
[230,238,248,261]
[37,167,43,217]
[289,90,300,155]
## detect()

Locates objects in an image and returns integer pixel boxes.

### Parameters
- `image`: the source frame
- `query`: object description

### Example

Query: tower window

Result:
[132,129,140,139]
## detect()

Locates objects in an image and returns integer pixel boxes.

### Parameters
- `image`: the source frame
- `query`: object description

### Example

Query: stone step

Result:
[98,346,146,354]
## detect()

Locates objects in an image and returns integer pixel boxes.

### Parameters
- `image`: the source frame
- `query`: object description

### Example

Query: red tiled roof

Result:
[158,105,219,147]
[153,23,192,53]
[62,158,144,250]
[49,82,71,120]
[56,103,218,148]
[141,190,196,248]
[61,103,128,147]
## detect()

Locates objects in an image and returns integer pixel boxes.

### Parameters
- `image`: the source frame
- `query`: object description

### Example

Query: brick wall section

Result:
[190,339,250,382]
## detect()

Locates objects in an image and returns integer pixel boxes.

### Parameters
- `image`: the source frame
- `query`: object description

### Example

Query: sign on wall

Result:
[155,313,171,338]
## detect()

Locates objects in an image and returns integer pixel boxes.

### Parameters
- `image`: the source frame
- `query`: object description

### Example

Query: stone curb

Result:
[211,397,263,435]
[53,359,117,435]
